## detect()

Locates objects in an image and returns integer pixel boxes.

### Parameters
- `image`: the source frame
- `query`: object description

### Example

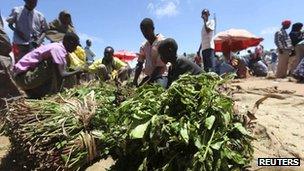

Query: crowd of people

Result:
[192,18,304,82]
[275,21,304,81]
[0,0,134,99]
[0,0,303,101]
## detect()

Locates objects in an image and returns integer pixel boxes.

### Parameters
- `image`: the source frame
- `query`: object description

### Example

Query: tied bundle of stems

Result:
[3,82,131,170]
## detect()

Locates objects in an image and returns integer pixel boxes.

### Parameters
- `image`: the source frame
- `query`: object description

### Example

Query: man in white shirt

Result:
[197,9,216,72]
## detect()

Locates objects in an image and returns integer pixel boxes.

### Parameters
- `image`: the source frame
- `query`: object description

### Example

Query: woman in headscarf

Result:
[289,23,304,46]
[289,22,304,75]
[46,10,76,42]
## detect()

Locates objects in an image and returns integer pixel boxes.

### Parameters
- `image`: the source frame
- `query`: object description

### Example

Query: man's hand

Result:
[196,50,201,57]
[73,68,83,74]
[289,49,296,57]
[30,41,39,48]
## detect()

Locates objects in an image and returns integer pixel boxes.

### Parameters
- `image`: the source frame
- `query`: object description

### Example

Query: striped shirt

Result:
[274,28,293,50]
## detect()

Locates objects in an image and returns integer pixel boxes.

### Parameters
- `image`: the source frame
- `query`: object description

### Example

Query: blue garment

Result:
[6,6,48,45]
[216,62,235,75]
[271,52,278,63]
[201,48,215,72]
[294,58,304,80]
[242,56,250,67]
[252,61,268,77]
[214,57,236,75]
[85,46,96,64]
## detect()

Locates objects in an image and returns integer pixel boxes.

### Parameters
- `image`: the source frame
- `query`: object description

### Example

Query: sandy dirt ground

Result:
[1,77,303,171]
[232,77,304,171]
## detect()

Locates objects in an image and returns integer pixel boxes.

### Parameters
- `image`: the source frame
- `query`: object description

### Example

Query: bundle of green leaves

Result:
[105,73,253,171]
[4,82,125,170]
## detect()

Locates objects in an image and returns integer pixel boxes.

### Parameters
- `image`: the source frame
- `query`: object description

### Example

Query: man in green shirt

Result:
[89,46,130,82]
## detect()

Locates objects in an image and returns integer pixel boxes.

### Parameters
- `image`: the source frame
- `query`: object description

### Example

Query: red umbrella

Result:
[114,50,137,62]
[214,29,263,52]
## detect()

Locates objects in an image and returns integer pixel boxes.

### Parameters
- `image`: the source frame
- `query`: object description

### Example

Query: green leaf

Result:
[194,137,203,149]
[234,123,250,136]
[130,121,150,139]
[138,157,148,171]
[211,140,224,150]
[222,112,231,126]
[214,158,222,171]
[205,115,216,130]
[91,130,105,140]
[223,147,246,165]
[180,125,189,144]
[108,96,115,102]
[162,163,172,171]
[61,154,68,162]
[56,140,67,149]
[151,115,158,126]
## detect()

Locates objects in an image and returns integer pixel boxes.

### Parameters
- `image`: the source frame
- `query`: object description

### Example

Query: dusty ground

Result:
[233,77,304,171]
[0,77,303,171]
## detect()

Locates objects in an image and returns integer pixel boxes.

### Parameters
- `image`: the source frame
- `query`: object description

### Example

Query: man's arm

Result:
[57,64,80,77]
[36,33,46,46]
[204,20,214,33]
[8,23,16,32]
[8,23,27,42]
[36,16,49,46]
[197,44,202,57]
[301,31,304,39]
[6,8,27,41]
[133,61,144,86]
[204,21,212,33]
[6,8,16,32]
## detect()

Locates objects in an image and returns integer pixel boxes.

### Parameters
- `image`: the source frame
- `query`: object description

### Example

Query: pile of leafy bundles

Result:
[3,73,253,171]
[99,74,253,171]
[3,82,133,170]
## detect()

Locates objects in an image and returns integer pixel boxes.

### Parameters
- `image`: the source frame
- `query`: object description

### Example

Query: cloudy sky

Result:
[1,0,303,57]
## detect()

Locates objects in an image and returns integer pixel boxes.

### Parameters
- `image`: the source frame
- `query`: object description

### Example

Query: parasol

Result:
[214,29,263,52]
[114,50,137,62]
